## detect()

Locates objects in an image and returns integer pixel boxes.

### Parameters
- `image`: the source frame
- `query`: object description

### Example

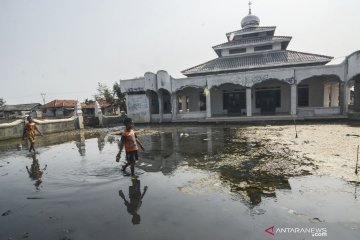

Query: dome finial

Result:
[248,0,252,15]
[241,0,260,28]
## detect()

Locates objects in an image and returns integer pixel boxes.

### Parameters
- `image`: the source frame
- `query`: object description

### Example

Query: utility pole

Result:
[40,93,46,105]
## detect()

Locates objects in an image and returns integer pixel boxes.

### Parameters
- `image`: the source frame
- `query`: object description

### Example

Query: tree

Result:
[113,82,126,112]
[0,98,5,107]
[94,83,114,104]
[84,98,95,105]
[94,82,127,113]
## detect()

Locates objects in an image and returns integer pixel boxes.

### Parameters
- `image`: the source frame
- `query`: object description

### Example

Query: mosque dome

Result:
[241,14,260,28]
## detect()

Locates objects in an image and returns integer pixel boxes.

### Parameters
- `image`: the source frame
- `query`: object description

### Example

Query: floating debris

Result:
[2,210,11,216]
[22,232,29,238]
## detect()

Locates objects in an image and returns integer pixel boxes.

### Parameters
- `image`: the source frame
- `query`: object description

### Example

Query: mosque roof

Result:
[213,36,292,49]
[226,26,276,39]
[181,50,333,76]
[182,2,333,77]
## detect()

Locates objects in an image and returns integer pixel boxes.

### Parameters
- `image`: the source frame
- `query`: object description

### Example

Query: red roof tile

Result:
[41,100,77,109]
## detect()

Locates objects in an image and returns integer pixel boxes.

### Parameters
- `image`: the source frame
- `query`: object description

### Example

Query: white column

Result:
[246,88,252,117]
[331,83,339,107]
[158,91,163,123]
[340,82,348,115]
[75,101,84,129]
[323,82,330,107]
[290,84,297,115]
[145,92,152,123]
[206,89,212,118]
[344,82,349,113]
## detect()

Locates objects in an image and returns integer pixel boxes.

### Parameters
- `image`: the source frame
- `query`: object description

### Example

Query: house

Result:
[41,100,77,117]
[120,3,360,123]
[81,100,111,116]
[0,103,41,119]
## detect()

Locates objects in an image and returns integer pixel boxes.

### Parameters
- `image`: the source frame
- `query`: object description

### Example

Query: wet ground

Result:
[0,124,360,240]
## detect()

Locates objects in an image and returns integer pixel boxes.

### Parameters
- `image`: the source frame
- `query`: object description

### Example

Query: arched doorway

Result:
[175,86,207,120]
[146,90,159,114]
[158,89,172,114]
[253,79,290,115]
[211,83,247,116]
[297,75,342,116]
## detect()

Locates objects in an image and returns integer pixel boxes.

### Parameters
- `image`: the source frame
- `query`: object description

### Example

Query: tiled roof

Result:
[0,103,41,112]
[182,50,333,76]
[81,100,111,109]
[213,36,292,49]
[226,26,276,37]
[41,100,77,109]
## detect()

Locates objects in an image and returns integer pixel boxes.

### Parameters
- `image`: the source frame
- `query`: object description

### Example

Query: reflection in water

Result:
[26,154,47,190]
[97,134,106,152]
[137,127,292,207]
[118,179,148,225]
[75,132,86,156]
[0,131,105,154]
[1,126,294,207]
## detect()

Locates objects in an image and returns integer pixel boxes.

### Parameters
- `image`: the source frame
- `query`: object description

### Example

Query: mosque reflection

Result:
[135,126,292,207]
[1,126,292,207]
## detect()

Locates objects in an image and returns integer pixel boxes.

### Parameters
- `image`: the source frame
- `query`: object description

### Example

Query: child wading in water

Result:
[116,118,144,178]
[22,116,43,153]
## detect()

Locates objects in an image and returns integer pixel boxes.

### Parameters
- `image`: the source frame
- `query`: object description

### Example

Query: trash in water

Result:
[1,210,11,216]
[22,232,30,238]
[180,133,189,138]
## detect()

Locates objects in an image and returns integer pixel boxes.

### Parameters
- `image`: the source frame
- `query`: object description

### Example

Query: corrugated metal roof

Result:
[213,36,292,49]
[0,103,41,112]
[226,26,276,37]
[182,50,333,76]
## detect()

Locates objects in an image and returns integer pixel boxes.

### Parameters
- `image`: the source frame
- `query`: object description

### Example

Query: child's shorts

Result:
[126,151,138,162]
[27,132,36,143]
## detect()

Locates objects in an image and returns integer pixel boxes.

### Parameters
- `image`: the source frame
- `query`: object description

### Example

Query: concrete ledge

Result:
[34,117,75,124]
[348,112,360,120]
[0,117,78,141]
[102,114,125,126]
[0,119,24,129]
[173,114,348,123]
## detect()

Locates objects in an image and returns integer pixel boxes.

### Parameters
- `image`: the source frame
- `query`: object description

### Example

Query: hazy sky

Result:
[0,0,359,104]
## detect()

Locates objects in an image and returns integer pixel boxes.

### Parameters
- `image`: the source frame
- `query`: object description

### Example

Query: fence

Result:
[0,101,125,141]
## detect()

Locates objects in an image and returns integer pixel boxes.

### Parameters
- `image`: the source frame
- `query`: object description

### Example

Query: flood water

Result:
[0,126,359,240]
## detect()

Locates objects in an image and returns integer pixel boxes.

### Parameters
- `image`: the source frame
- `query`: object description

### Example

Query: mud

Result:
[238,123,360,182]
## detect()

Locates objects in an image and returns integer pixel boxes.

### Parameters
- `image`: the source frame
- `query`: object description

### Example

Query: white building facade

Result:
[120,9,360,123]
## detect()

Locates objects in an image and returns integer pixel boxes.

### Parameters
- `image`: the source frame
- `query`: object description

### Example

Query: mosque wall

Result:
[295,64,345,83]
[126,94,150,123]
[347,51,360,80]
[119,50,360,121]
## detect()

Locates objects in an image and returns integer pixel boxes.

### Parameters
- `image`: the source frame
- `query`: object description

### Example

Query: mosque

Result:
[120,3,360,123]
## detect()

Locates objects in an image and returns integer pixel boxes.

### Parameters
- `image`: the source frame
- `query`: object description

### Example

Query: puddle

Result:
[0,125,359,240]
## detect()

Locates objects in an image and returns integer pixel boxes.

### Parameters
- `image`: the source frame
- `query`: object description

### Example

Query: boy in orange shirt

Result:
[116,118,144,178]
[22,116,43,153]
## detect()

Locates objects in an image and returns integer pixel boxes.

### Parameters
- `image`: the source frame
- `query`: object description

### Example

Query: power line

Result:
[40,93,46,105]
